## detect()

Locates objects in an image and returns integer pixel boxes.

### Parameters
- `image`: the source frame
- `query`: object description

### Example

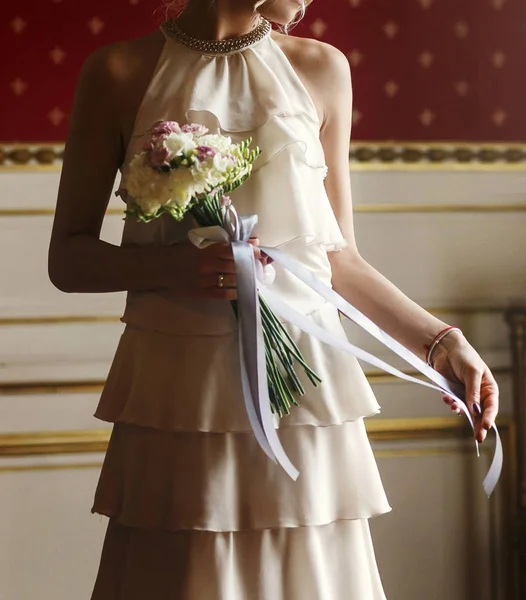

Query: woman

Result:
[48,0,499,598]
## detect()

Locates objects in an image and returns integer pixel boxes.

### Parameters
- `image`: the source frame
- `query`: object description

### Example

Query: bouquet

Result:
[124,120,321,417]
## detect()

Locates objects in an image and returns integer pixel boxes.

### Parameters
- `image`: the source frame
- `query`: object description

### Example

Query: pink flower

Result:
[182,123,209,136]
[152,121,182,136]
[142,138,156,152]
[197,145,217,161]
[149,145,173,168]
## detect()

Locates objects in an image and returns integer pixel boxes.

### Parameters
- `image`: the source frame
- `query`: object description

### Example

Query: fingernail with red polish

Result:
[473,403,481,416]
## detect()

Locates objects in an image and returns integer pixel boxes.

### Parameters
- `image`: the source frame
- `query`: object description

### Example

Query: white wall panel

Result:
[0,166,522,600]
[0,393,108,433]
[351,170,526,206]
[371,440,497,600]
[355,212,526,306]
[0,215,125,317]
[0,322,124,382]
[0,458,107,600]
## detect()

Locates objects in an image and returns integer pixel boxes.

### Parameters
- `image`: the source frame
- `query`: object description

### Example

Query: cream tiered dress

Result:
[91,18,391,600]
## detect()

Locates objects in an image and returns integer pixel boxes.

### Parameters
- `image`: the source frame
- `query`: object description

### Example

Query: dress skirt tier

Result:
[90,22,391,598]
[91,519,385,600]
[91,302,391,599]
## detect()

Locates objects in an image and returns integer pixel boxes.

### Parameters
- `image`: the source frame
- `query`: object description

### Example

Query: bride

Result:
[48,0,499,598]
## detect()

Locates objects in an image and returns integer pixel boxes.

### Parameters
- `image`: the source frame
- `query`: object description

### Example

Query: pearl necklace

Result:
[161,17,272,55]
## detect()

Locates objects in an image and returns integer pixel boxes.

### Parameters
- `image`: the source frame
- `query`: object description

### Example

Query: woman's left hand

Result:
[431,330,499,443]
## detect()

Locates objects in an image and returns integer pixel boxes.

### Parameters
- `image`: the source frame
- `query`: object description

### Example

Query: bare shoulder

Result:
[272,32,350,81]
[270,32,351,122]
[80,30,164,92]
[75,31,165,148]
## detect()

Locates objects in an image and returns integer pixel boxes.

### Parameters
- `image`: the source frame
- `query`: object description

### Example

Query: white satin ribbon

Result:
[188,207,502,496]
[260,246,502,497]
[189,208,299,480]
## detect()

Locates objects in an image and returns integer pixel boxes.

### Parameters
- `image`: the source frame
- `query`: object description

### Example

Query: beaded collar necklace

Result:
[161,16,272,55]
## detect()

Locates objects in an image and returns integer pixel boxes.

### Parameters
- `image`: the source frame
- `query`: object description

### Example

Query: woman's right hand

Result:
[166,238,267,300]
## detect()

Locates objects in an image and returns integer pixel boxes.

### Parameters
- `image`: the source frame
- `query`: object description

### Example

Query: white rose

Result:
[136,195,162,215]
[166,167,196,208]
[190,157,213,181]
[205,168,226,188]
[164,132,197,156]
[126,155,165,215]
[126,152,198,216]
[212,152,235,174]
[197,134,234,154]
[190,153,236,189]
[208,160,247,189]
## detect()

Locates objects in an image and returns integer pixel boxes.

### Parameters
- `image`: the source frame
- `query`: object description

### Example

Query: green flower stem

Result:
[259,297,322,384]
[265,311,322,383]
[232,300,286,416]
[266,356,292,417]
[259,297,303,357]
[259,296,308,383]
[234,298,296,416]
[262,327,295,414]
[260,310,289,358]
[266,372,279,414]
[202,195,223,226]
[261,310,304,396]
[189,193,321,417]
[265,350,287,417]
[263,344,284,415]
[200,200,216,224]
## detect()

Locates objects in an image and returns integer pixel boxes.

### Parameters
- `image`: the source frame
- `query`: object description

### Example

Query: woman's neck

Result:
[174,0,260,41]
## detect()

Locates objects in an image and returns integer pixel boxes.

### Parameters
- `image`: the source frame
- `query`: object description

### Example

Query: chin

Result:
[257,0,305,27]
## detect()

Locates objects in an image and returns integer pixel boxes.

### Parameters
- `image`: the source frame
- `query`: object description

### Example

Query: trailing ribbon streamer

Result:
[189,206,502,497]
[260,246,502,497]
[189,207,299,480]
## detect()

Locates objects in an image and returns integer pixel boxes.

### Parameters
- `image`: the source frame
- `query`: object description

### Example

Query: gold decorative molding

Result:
[350,141,526,170]
[366,366,511,384]
[0,315,122,326]
[0,208,59,216]
[0,143,63,171]
[0,462,103,474]
[0,365,511,396]
[0,416,512,457]
[2,203,526,217]
[351,162,526,172]
[0,429,110,456]
[0,305,506,327]
[1,142,526,171]
[353,203,526,213]
[0,380,105,396]
[427,306,505,315]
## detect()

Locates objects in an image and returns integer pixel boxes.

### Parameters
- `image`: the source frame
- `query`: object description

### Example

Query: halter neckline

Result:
[161,17,272,56]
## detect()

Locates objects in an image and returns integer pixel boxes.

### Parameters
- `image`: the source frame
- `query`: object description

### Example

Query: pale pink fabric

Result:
[92,520,386,600]
[91,26,390,600]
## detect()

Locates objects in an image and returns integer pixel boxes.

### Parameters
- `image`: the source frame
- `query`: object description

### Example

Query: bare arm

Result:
[48,43,176,294]
[317,45,447,360]
[315,44,498,439]
[48,41,253,300]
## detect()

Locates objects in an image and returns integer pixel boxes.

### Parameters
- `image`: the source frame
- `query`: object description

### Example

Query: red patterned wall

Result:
[1,0,525,143]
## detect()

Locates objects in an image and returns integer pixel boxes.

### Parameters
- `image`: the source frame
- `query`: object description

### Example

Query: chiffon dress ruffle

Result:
[90,24,390,600]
